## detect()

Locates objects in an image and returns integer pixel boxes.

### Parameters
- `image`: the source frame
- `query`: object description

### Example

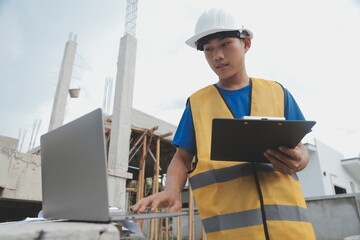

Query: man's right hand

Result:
[131,190,182,213]
[131,147,193,214]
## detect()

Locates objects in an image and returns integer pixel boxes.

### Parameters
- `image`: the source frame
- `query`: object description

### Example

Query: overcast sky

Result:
[1,0,360,158]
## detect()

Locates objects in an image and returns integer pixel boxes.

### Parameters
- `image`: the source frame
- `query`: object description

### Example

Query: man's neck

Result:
[217,74,250,90]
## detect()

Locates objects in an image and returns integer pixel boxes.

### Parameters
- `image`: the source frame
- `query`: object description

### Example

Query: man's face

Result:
[203,37,250,81]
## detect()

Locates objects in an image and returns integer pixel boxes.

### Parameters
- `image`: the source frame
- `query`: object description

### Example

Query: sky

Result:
[0,0,360,158]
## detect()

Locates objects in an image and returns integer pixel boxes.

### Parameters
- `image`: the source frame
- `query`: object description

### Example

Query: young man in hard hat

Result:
[132,8,315,240]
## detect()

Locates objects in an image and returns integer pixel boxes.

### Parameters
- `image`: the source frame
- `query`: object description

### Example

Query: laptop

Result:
[210,117,316,163]
[41,108,186,222]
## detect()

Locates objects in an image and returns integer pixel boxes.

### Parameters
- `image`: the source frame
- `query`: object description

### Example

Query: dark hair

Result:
[195,30,249,51]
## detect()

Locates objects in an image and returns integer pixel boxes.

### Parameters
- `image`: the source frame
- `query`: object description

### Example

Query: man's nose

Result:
[213,48,224,61]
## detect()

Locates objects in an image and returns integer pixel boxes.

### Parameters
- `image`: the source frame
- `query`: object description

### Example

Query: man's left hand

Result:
[264,142,309,175]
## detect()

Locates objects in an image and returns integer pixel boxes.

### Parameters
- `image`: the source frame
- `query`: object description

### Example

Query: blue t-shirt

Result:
[172,84,305,155]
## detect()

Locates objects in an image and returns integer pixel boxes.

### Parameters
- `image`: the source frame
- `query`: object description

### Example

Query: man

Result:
[132,8,315,239]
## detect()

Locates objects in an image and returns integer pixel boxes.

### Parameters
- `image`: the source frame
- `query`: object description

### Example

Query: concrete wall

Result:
[0,136,41,201]
[306,193,360,240]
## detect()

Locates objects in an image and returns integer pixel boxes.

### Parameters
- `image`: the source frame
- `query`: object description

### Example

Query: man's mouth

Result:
[215,63,228,69]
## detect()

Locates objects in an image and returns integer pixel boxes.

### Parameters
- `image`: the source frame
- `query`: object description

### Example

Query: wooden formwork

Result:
[105,121,200,240]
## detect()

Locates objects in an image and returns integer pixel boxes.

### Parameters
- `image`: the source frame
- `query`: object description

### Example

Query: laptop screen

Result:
[40,108,110,222]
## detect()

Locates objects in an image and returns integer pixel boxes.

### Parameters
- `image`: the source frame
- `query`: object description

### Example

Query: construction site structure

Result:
[125,0,138,37]
[0,106,208,239]
[2,0,205,238]
[106,0,140,211]
[107,33,137,210]
[48,32,78,131]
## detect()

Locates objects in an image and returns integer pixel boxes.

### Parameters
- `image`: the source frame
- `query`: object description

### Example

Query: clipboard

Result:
[210,118,316,163]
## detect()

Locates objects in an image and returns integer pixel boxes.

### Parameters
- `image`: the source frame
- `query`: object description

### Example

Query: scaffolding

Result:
[104,118,206,240]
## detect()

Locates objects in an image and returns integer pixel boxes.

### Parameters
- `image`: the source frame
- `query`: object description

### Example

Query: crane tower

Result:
[125,0,138,36]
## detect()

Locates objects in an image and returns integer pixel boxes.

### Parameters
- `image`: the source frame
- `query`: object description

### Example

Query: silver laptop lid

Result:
[41,108,110,222]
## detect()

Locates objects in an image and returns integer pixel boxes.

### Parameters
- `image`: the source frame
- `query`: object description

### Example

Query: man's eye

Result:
[221,42,230,47]
[204,47,213,51]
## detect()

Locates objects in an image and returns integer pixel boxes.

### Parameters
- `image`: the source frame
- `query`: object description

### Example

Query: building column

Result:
[48,33,77,131]
[107,34,136,210]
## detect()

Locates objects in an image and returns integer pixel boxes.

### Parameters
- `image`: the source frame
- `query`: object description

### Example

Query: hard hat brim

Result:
[185,28,253,49]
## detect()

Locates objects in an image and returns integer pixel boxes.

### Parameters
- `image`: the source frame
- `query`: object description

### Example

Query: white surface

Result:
[0,220,120,240]
[299,139,360,197]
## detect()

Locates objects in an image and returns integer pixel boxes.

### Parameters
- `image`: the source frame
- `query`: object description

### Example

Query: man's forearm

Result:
[164,148,193,193]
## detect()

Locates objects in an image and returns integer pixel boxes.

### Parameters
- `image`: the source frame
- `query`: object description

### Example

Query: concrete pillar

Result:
[48,33,77,131]
[107,34,136,209]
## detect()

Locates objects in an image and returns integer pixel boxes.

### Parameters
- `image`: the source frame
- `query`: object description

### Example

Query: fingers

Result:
[264,147,301,175]
[265,152,295,175]
[278,146,298,160]
[131,191,181,214]
[169,201,182,213]
[131,196,153,213]
[132,194,159,213]
[150,197,163,211]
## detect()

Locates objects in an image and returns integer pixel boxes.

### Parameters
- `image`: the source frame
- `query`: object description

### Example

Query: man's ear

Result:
[243,37,251,53]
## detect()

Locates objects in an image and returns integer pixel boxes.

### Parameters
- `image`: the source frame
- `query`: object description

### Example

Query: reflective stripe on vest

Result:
[190,162,298,191]
[202,204,310,233]
[188,78,315,239]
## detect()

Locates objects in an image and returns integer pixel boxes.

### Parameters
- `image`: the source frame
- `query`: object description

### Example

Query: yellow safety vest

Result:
[188,78,315,240]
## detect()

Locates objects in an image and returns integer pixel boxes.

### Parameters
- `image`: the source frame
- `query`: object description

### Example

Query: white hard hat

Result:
[186,8,253,50]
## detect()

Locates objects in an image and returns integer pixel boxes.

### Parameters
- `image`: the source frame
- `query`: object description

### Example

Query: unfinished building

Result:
[0,0,204,238]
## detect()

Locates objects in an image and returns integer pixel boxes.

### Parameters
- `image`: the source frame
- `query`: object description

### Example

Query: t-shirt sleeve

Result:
[172,104,197,155]
[284,88,305,120]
